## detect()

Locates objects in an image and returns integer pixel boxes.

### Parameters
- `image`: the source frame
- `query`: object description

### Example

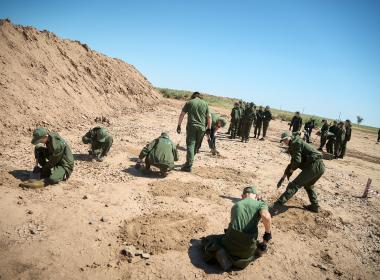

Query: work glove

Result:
[205,128,211,135]
[263,232,272,242]
[257,242,268,252]
[177,125,181,134]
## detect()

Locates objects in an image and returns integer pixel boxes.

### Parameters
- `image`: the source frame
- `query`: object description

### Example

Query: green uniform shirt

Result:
[211,113,220,129]
[228,198,268,239]
[182,97,210,130]
[262,110,272,123]
[139,134,178,169]
[45,132,74,174]
[231,107,240,120]
[288,136,322,171]
[336,127,346,143]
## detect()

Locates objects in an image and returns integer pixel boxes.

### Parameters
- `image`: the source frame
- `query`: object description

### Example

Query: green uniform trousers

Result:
[35,147,69,184]
[262,121,270,137]
[254,122,262,137]
[186,125,205,167]
[241,120,253,141]
[277,159,325,206]
[230,119,240,139]
[91,138,113,157]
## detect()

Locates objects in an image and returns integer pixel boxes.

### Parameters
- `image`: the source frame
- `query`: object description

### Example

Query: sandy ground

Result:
[0,99,379,280]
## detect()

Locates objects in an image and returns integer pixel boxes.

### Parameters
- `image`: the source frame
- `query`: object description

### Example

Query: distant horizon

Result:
[0,0,379,127]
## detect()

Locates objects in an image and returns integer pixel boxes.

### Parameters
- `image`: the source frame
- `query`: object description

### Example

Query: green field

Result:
[156,87,378,134]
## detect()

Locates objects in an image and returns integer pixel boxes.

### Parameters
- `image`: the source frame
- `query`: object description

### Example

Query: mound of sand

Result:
[0,19,160,146]
[119,212,207,254]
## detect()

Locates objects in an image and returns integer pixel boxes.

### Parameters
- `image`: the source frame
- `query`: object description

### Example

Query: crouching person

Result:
[136,132,178,177]
[201,186,272,271]
[21,128,74,188]
[82,127,113,162]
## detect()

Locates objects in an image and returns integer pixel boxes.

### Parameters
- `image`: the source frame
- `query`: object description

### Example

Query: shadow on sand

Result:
[187,239,224,275]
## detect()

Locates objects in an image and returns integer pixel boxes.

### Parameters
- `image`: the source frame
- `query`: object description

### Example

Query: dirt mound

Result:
[119,212,207,254]
[274,200,337,239]
[193,166,255,183]
[0,19,160,146]
[148,180,221,202]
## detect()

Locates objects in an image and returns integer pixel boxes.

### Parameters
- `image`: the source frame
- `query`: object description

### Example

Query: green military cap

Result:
[280,131,292,142]
[243,186,258,195]
[161,132,169,138]
[96,128,108,142]
[31,127,48,145]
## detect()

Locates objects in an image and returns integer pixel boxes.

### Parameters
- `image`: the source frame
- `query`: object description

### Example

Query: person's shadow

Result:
[187,239,224,275]
[9,170,36,181]
[73,153,93,162]
[122,165,165,178]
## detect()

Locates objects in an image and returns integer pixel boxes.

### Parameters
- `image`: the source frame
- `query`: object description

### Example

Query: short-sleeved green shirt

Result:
[228,198,268,239]
[182,97,209,129]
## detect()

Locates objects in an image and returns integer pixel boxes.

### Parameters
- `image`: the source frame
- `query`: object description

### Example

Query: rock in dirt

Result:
[82,195,88,200]
[141,253,150,259]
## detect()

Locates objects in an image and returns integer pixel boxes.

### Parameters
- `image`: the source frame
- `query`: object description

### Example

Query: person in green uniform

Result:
[241,102,255,143]
[135,132,178,177]
[289,111,303,133]
[326,120,338,154]
[272,131,325,213]
[237,101,245,137]
[253,106,264,138]
[261,105,272,140]
[201,186,272,271]
[229,102,241,139]
[318,119,329,151]
[208,113,227,155]
[339,120,352,159]
[177,92,211,172]
[334,121,345,158]
[82,127,113,162]
[24,128,74,187]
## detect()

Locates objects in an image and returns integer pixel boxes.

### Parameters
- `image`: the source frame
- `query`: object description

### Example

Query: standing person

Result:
[272,132,325,213]
[177,92,211,172]
[378,129,380,143]
[136,132,178,177]
[326,121,338,154]
[289,111,303,133]
[241,103,255,143]
[208,113,227,154]
[318,119,329,151]
[334,122,346,158]
[82,127,113,162]
[260,106,272,140]
[237,101,245,137]
[201,186,272,271]
[339,120,352,159]
[21,128,74,188]
[303,119,315,143]
[253,106,264,139]
[229,102,241,139]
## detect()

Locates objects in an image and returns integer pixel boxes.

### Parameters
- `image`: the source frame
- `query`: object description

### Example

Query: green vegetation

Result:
[156,87,378,134]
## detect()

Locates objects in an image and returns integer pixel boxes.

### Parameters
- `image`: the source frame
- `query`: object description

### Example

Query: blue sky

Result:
[1,0,379,127]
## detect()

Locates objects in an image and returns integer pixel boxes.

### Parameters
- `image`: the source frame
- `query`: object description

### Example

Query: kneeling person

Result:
[28,128,74,187]
[202,187,272,270]
[136,132,178,176]
[82,127,113,162]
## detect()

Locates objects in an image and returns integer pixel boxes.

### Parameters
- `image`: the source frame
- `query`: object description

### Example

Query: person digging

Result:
[272,132,325,214]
